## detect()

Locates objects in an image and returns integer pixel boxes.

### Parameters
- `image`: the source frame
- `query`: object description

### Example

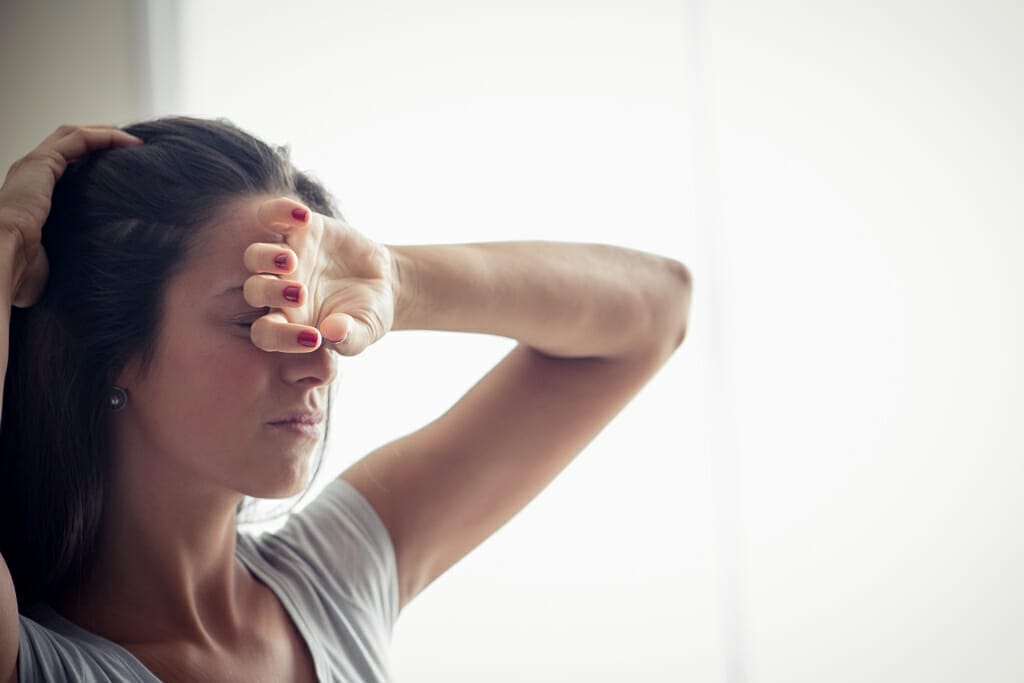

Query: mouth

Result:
[267,411,324,426]
[266,411,321,438]
[267,420,322,439]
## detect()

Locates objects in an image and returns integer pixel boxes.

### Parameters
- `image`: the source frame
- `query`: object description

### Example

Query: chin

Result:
[238,442,317,499]
[240,468,312,500]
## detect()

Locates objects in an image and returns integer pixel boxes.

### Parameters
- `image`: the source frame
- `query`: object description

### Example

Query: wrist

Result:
[0,229,23,303]
[386,244,419,331]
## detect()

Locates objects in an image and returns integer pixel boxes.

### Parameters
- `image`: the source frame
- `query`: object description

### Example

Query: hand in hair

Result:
[241,196,397,356]
[0,124,143,307]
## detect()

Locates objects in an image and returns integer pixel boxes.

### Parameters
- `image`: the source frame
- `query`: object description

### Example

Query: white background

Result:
[176,1,702,681]
[3,0,1022,680]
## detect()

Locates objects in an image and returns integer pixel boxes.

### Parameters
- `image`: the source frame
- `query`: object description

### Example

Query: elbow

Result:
[604,255,693,361]
[654,257,693,353]
[672,259,693,348]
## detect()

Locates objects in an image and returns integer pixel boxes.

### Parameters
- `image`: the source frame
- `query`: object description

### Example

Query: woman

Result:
[0,118,691,682]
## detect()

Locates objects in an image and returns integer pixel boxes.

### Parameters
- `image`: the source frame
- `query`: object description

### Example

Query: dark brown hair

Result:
[0,116,339,611]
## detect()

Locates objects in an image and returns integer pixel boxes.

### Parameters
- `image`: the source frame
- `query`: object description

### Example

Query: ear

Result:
[113,353,143,391]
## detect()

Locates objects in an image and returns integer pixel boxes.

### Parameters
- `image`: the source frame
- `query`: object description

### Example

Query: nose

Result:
[281,341,338,387]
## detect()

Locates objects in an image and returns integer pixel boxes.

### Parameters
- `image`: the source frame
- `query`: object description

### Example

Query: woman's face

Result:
[115,193,337,500]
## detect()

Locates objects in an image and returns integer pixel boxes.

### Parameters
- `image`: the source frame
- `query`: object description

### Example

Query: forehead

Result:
[175,193,292,294]
[163,194,299,307]
[203,194,287,253]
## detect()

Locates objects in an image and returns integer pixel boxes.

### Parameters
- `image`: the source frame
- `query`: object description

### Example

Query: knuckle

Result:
[242,276,263,305]
[258,198,289,220]
[7,155,27,172]
[20,150,64,176]
[242,243,261,270]
[17,151,48,167]
[250,318,276,350]
[66,128,88,145]
[55,124,78,136]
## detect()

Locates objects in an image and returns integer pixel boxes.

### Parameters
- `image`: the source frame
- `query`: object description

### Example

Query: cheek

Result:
[161,331,271,438]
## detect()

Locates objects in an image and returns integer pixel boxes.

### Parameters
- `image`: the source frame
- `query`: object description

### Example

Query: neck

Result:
[51,444,257,649]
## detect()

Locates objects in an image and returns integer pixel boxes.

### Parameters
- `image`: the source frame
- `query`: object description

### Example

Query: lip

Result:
[268,421,321,439]
[267,410,324,426]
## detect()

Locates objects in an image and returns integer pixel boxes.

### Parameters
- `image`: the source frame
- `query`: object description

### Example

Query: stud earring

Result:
[108,385,128,412]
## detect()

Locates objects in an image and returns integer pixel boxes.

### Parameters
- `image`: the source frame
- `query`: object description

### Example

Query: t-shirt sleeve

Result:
[248,477,400,635]
[17,613,160,682]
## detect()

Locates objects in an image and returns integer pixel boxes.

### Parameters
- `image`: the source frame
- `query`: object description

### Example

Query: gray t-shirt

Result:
[16,478,400,682]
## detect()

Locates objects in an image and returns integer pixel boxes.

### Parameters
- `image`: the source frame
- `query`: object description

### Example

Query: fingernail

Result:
[298,330,319,347]
[274,254,289,269]
[292,208,308,222]
[283,285,301,302]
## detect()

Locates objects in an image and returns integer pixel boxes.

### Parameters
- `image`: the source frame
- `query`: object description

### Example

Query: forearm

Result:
[0,230,19,305]
[0,232,20,422]
[387,241,691,359]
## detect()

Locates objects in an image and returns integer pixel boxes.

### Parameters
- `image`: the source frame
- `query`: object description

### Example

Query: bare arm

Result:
[340,240,691,611]
[1,233,18,683]
[389,241,691,357]
[0,231,16,426]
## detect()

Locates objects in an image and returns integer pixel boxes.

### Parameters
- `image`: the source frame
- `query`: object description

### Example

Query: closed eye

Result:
[234,307,270,328]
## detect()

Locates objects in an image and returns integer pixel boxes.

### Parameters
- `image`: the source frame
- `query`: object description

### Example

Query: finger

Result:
[251,310,322,352]
[37,123,134,146]
[243,242,297,275]
[320,312,372,356]
[71,124,146,147]
[256,196,312,235]
[4,127,145,193]
[48,126,144,163]
[242,273,307,309]
[3,125,141,186]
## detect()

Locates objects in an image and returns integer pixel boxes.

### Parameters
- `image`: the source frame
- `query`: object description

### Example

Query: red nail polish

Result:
[283,286,301,302]
[298,330,319,347]
[274,254,289,269]
[292,208,308,222]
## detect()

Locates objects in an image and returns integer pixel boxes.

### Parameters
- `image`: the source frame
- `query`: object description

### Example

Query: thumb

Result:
[320,312,373,356]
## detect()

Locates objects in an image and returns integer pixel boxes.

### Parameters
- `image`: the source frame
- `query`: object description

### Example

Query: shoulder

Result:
[237,478,400,630]
[240,478,397,581]
[15,604,160,682]
[236,480,400,680]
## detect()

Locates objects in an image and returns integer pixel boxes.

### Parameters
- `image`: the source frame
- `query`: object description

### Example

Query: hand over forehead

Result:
[242,196,396,356]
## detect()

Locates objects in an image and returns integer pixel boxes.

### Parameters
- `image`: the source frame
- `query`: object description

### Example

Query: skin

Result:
[241,194,397,357]
[51,194,340,667]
